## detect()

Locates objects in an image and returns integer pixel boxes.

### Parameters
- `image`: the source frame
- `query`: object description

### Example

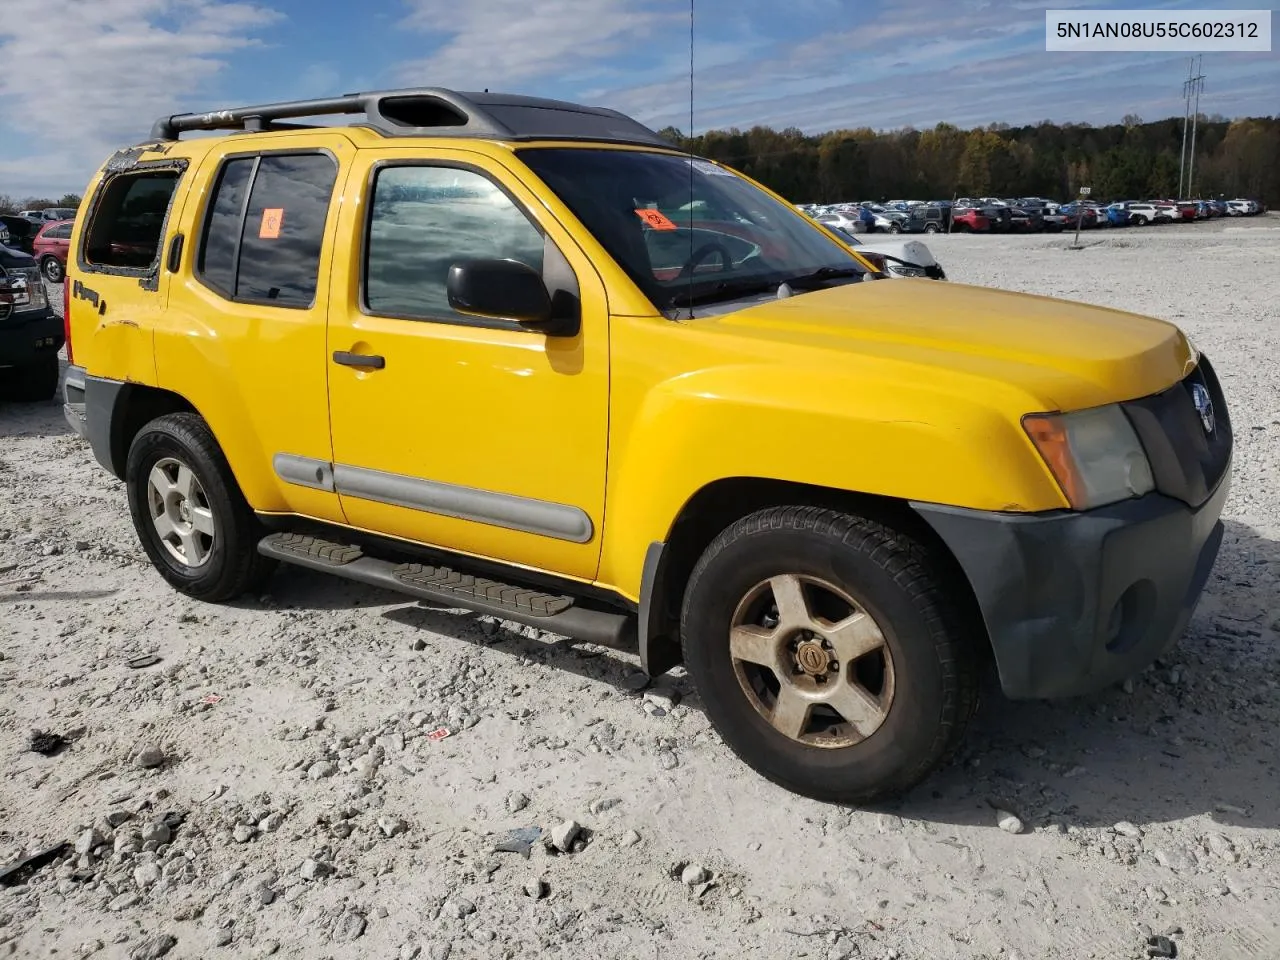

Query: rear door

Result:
[159,134,356,524]
[70,157,191,386]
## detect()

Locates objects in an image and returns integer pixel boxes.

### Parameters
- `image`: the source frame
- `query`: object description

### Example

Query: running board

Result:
[258,533,635,650]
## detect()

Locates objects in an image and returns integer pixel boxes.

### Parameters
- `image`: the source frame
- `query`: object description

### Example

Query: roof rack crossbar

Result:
[148,87,672,149]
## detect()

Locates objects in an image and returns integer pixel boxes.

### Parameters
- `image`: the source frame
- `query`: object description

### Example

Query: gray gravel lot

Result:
[1,216,1278,960]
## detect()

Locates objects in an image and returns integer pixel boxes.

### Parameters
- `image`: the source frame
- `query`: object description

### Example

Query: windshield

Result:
[517,147,866,312]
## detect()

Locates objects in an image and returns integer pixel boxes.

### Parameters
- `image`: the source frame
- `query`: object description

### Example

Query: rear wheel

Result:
[1133,216,1148,226]
[888,222,902,234]
[681,506,980,803]
[126,412,277,601]
[0,355,59,402]
[924,223,939,234]
[41,256,63,284]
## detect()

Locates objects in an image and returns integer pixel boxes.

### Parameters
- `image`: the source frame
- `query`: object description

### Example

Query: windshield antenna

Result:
[686,0,694,318]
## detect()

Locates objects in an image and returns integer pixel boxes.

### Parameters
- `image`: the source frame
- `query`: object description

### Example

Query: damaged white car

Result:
[820,223,947,280]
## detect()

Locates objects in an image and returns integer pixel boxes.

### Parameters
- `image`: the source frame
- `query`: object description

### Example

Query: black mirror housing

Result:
[447,259,572,334]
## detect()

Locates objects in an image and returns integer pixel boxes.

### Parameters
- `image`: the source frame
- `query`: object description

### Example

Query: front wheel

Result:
[681,506,980,803]
[888,222,902,234]
[126,413,277,602]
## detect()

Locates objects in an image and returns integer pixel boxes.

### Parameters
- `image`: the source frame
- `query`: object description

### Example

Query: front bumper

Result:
[0,307,62,367]
[913,474,1229,700]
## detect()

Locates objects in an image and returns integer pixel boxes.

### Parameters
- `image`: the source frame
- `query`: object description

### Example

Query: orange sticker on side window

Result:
[259,208,284,239]
[634,208,677,231]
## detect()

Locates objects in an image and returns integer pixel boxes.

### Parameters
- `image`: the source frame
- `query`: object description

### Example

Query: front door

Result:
[326,148,610,581]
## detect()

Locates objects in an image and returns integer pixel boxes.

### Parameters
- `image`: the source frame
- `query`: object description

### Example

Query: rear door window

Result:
[196,153,338,308]
[82,170,181,270]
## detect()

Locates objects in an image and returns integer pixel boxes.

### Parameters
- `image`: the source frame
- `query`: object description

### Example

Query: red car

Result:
[950,207,991,232]
[32,219,73,283]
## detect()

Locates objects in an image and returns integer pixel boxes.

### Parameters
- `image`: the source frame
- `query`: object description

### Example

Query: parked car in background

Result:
[1103,202,1133,227]
[816,212,865,235]
[41,207,78,222]
[32,219,73,283]
[0,215,38,254]
[1060,203,1101,228]
[900,204,947,234]
[16,210,45,223]
[1125,203,1158,225]
[0,220,8,250]
[0,243,61,401]
[950,206,990,232]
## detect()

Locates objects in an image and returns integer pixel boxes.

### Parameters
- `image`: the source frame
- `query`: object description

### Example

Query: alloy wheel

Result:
[146,457,216,567]
[729,574,895,748]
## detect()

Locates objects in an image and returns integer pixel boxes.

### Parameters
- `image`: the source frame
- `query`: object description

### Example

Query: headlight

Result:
[888,264,928,278]
[1023,404,1154,510]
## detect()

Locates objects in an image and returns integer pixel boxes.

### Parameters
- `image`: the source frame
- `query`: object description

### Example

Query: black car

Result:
[0,215,39,254]
[900,204,948,234]
[0,245,63,401]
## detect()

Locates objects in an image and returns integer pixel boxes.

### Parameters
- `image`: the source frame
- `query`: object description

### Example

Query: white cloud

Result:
[394,0,681,90]
[0,0,281,197]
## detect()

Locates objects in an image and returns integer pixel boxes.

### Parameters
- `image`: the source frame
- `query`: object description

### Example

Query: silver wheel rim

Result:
[45,259,61,281]
[729,574,895,749]
[146,457,215,568]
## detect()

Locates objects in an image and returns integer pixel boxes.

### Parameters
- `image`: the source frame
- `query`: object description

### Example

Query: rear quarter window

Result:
[82,170,181,271]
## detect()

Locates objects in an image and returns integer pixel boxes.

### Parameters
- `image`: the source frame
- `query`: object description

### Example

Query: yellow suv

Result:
[62,89,1232,802]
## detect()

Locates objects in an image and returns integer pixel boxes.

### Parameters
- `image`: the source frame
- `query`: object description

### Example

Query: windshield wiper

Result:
[779,266,865,288]
[666,277,781,309]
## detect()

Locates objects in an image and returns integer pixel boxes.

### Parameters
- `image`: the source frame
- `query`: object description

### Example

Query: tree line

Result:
[657,115,1279,205]
[0,193,83,214]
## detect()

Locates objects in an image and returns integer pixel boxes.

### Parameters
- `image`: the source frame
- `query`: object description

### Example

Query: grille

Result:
[1123,356,1232,509]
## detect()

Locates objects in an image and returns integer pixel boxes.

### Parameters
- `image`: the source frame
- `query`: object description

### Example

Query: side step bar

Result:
[258,533,636,650]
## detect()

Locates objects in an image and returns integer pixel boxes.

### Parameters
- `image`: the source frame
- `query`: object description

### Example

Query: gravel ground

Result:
[2,216,1278,960]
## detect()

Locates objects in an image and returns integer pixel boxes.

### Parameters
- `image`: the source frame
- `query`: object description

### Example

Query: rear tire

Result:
[888,222,902,234]
[680,506,980,803]
[125,412,277,602]
[0,355,59,402]
[924,223,939,234]
[41,257,63,284]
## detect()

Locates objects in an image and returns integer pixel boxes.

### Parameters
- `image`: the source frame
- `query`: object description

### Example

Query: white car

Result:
[820,223,945,279]
[1126,203,1173,226]
[1227,199,1257,215]
[816,213,867,234]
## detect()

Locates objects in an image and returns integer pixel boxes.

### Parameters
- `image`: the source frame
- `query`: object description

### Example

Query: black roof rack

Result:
[149,88,671,149]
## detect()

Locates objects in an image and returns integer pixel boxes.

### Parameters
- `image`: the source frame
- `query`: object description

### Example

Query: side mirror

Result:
[447,259,565,333]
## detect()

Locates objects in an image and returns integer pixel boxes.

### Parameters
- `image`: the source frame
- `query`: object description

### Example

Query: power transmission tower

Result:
[1186,56,1205,198]
[1178,59,1194,198]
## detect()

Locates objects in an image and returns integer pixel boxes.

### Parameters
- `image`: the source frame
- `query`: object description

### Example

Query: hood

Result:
[697,280,1194,412]
[856,239,936,266]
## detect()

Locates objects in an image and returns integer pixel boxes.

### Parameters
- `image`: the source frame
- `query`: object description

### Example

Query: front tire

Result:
[126,412,277,602]
[681,506,979,803]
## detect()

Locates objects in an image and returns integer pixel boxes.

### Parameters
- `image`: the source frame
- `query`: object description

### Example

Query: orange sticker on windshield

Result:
[634,208,677,231]
[259,208,284,239]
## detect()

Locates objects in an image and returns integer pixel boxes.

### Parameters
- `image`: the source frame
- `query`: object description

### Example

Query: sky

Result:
[0,0,1276,198]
